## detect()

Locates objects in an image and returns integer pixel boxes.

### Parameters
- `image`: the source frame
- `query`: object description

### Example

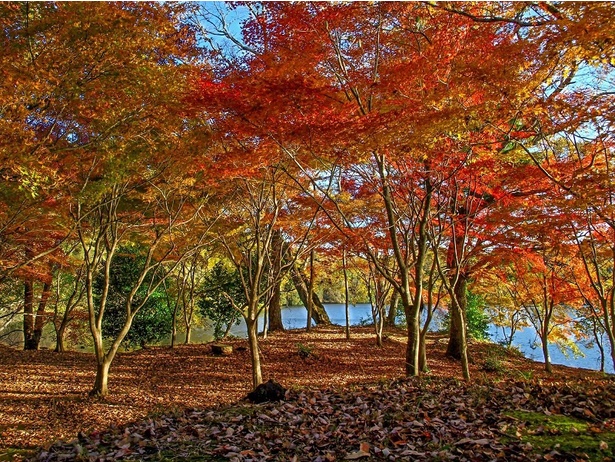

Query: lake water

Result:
[184,303,614,374]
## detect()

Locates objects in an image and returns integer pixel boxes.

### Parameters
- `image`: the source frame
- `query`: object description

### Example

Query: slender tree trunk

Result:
[605,289,615,372]
[306,250,315,332]
[419,307,434,372]
[32,280,52,348]
[541,302,553,374]
[405,302,420,376]
[246,315,262,388]
[268,230,285,332]
[387,290,398,327]
[419,333,427,372]
[446,270,470,380]
[54,304,72,353]
[541,330,552,373]
[376,315,384,347]
[290,265,331,325]
[55,323,67,353]
[451,296,470,380]
[183,290,194,345]
[343,249,350,340]
[171,312,178,348]
[262,305,269,339]
[23,279,35,350]
[222,321,233,340]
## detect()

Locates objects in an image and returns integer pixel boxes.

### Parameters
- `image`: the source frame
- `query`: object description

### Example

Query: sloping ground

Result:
[36,375,615,461]
[0,327,613,460]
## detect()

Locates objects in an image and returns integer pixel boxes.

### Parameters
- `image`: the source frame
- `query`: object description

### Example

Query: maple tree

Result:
[0,1,203,359]
[487,2,615,371]
[211,168,297,388]
[51,261,86,352]
[168,253,208,347]
[189,1,567,381]
[0,0,614,402]
[498,243,582,373]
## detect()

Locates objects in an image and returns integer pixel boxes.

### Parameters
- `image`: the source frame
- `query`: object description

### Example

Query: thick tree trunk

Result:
[268,280,284,332]
[91,360,111,397]
[290,265,331,325]
[184,325,192,345]
[446,273,468,360]
[405,304,420,376]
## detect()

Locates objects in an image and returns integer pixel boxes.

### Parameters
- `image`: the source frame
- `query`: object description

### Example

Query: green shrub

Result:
[95,247,172,349]
[197,261,243,341]
[482,356,504,373]
[441,290,490,340]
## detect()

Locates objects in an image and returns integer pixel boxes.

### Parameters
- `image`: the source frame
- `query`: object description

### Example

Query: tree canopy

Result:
[1,1,615,394]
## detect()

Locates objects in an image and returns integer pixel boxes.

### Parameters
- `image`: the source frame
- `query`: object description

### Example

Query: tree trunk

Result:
[262,304,268,339]
[541,333,552,373]
[306,250,315,332]
[376,317,384,347]
[387,290,398,327]
[246,316,262,388]
[268,279,284,332]
[23,279,35,350]
[32,280,52,349]
[405,303,420,376]
[418,307,433,373]
[55,322,67,353]
[419,332,427,372]
[91,360,111,397]
[451,296,470,380]
[446,273,468,360]
[170,301,179,348]
[343,249,350,340]
[183,289,194,345]
[446,270,470,380]
[268,230,285,332]
[222,321,233,340]
[290,265,331,325]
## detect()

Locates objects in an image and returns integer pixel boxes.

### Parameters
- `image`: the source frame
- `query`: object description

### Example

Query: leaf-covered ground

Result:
[1,327,614,461]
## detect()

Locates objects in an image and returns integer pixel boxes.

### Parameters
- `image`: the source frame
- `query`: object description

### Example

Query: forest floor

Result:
[0,326,614,461]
